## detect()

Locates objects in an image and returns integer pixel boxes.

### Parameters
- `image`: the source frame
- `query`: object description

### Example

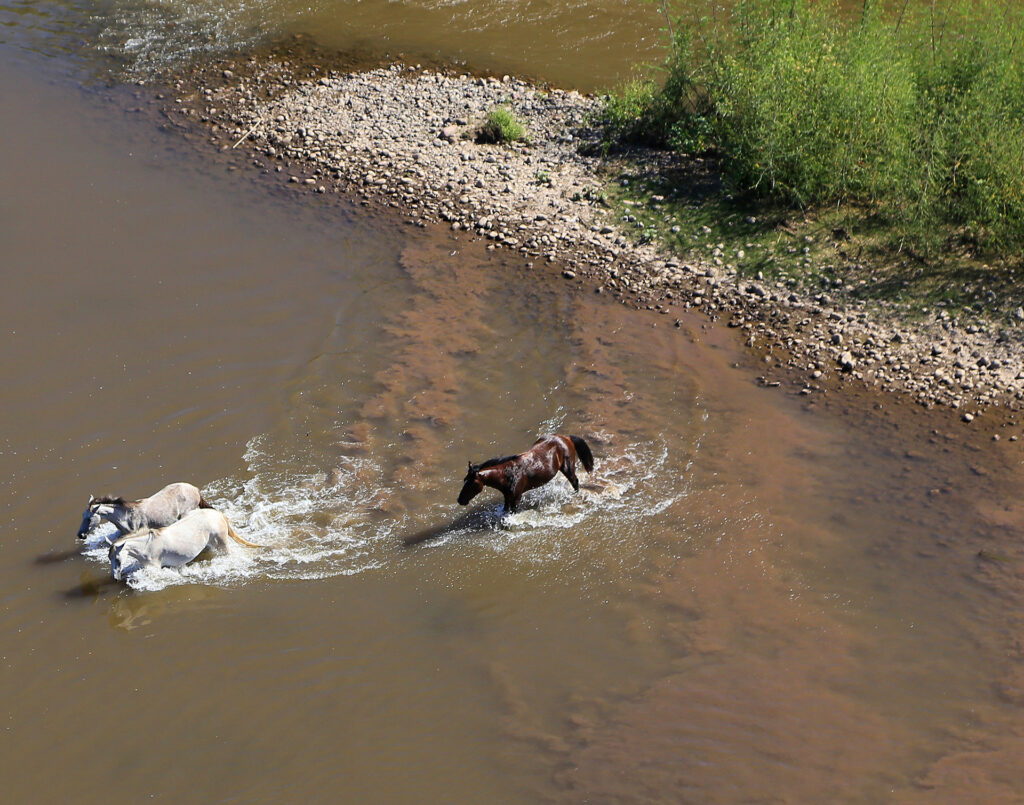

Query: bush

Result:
[477,106,529,144]
[606,0,1024,253]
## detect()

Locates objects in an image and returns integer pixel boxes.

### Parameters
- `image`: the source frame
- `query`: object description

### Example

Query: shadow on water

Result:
[402,505,503,547]
[61,569,232,633]
[404,477,614,547]
[5,26,1024,801]
[62,571,121,599]
[34,546,87,565]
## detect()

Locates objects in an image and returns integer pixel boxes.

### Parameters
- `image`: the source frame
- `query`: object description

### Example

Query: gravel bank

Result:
[161,44,1024,418]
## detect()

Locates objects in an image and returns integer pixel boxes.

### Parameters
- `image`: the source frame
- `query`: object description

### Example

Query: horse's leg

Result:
[503,491,518,513]
[560,454,580,492]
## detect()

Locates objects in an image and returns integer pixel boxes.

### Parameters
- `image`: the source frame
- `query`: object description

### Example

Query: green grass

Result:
[598,158,1024,325]
[477,105,529,144]
[602,0,1024,258]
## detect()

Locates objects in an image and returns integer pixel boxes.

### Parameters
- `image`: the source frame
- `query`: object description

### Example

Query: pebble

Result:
[180,55,1024,418]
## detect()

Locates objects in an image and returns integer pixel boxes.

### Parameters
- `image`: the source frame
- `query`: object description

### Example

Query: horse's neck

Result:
[107,503,143,533]
[125,533,154,562]
[480,464,515,490]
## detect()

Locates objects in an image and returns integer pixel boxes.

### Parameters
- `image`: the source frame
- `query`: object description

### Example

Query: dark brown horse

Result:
[457,434,594,513]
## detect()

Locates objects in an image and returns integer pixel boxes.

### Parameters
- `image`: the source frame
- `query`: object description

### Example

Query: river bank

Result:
[8,32,1024,802]
[151,37,1024,422]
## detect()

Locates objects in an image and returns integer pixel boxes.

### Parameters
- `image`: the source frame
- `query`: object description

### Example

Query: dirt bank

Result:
[150,38,1024,421]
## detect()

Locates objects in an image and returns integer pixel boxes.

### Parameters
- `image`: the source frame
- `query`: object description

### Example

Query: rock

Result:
[962,412,975,422]
[186,58,1024,415]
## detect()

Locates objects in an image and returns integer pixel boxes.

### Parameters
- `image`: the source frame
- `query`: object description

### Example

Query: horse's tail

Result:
[569,435,594,474]
[225,517,263,548]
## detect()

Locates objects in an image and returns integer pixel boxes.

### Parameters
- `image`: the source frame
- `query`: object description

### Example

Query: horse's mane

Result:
[92,495,128,506]
[476,454,519,471]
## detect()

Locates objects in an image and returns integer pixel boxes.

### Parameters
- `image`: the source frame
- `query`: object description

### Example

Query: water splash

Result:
[82,427,694,591]
[93,0,297,73]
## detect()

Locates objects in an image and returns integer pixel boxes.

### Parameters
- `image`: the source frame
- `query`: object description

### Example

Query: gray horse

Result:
[109,507,260,581]
[77,482,210,540]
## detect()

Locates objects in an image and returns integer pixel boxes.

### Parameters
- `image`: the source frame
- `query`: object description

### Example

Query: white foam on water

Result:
[82,433,395,591]
[80,521,122,551]
[95,0,294,74]
[412,431,694,574]
[84,409,704,591]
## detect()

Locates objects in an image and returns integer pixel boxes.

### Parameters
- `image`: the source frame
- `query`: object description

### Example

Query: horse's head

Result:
[458,462,483,505]
[109,538,142,582]
[78,495,126,539]
[77,496,101,539]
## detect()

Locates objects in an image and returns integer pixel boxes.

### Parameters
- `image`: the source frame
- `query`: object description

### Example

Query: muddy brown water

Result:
[8,0,873,92]
[5,17,1024,805]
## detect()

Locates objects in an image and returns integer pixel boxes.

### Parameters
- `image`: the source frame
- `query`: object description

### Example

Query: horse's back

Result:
[532,434,566,454]
[112,508,229,577]
[142,482,203,525]
[160,481,202,506]
[160,508,229,554]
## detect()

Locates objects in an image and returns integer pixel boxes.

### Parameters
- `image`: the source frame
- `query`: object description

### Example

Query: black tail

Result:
[569,435,594,474]
[198,496,214,509]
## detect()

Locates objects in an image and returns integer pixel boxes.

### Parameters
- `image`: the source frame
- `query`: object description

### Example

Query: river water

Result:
[4,1,1024,802]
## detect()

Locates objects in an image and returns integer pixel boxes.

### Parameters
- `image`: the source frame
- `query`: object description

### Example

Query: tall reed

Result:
[606,0,1024,252]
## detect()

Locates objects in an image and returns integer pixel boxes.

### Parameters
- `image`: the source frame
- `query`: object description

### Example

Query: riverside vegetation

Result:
[600,0,1024,317]
[151,12,1024,419]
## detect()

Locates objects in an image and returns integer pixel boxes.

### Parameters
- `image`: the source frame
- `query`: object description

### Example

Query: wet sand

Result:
[5,37,1024,805]
[149,36,1024,418]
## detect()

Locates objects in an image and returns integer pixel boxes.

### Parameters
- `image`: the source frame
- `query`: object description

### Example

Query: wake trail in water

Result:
[80,425,696,591]
[77,237,710,591]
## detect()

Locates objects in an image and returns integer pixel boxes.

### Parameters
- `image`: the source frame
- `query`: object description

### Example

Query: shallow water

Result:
[1,0,665,90]
[5,4,1024,802]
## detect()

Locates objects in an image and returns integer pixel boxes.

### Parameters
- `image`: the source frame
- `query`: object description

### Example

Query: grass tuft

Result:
[477,106,529,144]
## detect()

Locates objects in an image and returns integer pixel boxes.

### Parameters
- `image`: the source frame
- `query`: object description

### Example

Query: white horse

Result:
[78,482,209,540]
[109,508,261,581]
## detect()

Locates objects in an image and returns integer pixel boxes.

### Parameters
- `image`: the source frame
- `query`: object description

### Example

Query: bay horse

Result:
[109,508,261,581]
[457,434,594,514]
[77,482,210,540]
